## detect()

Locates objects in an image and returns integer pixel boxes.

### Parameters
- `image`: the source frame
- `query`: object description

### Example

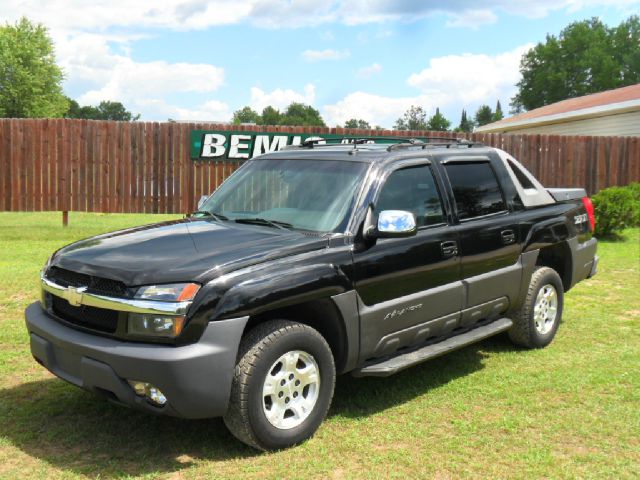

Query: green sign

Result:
[189,130,410,161]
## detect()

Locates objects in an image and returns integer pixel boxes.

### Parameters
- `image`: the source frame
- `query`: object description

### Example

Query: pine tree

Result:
[456,109,473,132]
[492,100,504,122]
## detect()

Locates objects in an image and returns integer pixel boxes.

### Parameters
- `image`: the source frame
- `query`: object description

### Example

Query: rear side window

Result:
[444,162,506,220]
[376,165,445,227]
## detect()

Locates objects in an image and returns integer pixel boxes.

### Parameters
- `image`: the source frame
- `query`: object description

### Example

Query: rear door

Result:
[438,156,522,324]
[352,160,462,361]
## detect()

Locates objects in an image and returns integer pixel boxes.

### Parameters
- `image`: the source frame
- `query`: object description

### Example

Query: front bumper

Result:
[25,302,248,419]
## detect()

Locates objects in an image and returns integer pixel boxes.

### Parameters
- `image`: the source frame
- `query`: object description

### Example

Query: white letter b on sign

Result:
[201,134,226,157]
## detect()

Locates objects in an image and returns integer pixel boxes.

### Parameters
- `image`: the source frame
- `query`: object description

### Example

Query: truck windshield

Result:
[199,159,368,233]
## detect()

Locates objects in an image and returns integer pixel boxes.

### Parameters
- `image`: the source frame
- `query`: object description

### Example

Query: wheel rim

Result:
[262,350,321,430]
[533,284,558,335]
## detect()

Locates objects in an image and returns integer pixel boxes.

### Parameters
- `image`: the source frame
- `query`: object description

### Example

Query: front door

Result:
[352,162,463,361]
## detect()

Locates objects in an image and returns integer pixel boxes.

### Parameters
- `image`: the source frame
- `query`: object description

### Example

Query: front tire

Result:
[223,320,335,451]
[508,266,564,348]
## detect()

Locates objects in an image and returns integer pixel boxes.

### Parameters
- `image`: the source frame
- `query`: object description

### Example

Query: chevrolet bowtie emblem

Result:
[62,286,88,307]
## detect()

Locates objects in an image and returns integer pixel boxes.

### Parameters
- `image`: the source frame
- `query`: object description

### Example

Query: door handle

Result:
[501,229,516,245]
[441,240,458,258]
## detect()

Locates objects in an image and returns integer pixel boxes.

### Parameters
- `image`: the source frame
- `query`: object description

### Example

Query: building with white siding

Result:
[476,84,640,136]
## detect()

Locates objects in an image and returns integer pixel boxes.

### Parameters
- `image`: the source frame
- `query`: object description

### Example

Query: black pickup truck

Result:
[25,138,598,450]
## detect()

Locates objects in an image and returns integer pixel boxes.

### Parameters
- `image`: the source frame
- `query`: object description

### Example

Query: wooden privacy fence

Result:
[1,118,638,215]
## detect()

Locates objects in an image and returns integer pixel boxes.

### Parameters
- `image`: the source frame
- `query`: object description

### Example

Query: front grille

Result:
[51,295,119,333]
[46,266,128,297]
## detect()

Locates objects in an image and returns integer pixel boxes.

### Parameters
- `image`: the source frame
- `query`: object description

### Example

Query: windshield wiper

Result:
[191,210,228,221]
[234,218,293,230]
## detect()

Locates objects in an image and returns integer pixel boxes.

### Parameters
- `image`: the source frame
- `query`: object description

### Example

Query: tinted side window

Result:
[376,165,445,227]
[445,162,506,220]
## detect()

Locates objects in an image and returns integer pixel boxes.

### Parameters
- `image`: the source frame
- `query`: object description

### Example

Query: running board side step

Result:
[352,318,513,377]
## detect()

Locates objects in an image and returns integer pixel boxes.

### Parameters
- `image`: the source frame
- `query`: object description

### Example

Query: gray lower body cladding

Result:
[25,302,248,419]
[569,237,598,288]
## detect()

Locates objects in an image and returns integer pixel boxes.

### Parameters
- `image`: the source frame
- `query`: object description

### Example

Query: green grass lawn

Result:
[0,212,638,479]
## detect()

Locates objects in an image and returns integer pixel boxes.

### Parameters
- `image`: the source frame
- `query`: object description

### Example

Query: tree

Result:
[426,107,451,131]
[511,16,640,112]
[344,118,371,129]
[474,105,494,127]
[260,106,281,126]
[94,101,140,121]
[455,109,474,132]
[278,103,325,127]
[232,106,261,124]
[492,100,504,122]
[65,99,139,121]
[394,105,427,130]
[0,17,68,118]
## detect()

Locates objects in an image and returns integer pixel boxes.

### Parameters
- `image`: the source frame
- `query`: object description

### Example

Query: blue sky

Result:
[3,1,639,127]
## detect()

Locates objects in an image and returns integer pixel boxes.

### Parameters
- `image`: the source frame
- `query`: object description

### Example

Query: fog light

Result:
[147,386,167,406]
[127,380,167,406]
[128,380,147,396]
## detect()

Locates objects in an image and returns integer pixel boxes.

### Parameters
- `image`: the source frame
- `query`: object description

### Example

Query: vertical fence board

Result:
[136,122,145,213]
[1,120,10,210]
[70,120,79,211]
[86,121,94,212]
[44,119,54,211]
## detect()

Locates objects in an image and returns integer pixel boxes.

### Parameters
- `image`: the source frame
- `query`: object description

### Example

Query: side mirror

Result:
[197,195,209,209]
[366,210,417,239]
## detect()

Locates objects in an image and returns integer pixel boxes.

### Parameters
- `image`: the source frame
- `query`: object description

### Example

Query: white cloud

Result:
[52,32,225,120]
[407,44,533,106]
[446,9,498,28]
[136,98,231,122]
[324,44,533,127]
[323,92,435,128]
[336,0,638,25]
[1,0,637,31]
[357,63,383,79]
[302,49,350,62]
[1,0,252,32]
[250,84,316,111]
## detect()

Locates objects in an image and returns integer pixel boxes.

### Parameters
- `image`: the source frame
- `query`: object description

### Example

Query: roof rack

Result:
[299,136,383,148]
[386,137,483,151]
[281,136,484,151]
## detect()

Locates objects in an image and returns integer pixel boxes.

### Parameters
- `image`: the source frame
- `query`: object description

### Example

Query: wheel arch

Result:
[535,242,573,292]
[242,295,358,375]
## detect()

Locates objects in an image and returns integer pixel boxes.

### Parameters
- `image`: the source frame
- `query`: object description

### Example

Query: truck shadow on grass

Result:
[331,332,517,418]
[0,334,517,477]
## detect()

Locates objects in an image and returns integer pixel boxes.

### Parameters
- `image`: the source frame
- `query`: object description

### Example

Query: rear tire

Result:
[223,320,335,451]
[508,266,564,348]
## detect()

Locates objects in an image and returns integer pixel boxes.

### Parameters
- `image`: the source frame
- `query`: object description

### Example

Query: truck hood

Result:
[51,218,327,286]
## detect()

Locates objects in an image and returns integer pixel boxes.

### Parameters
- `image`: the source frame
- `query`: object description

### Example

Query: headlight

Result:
[134,283,200,302]
[128,313,186,338]
[129,283,200,338]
